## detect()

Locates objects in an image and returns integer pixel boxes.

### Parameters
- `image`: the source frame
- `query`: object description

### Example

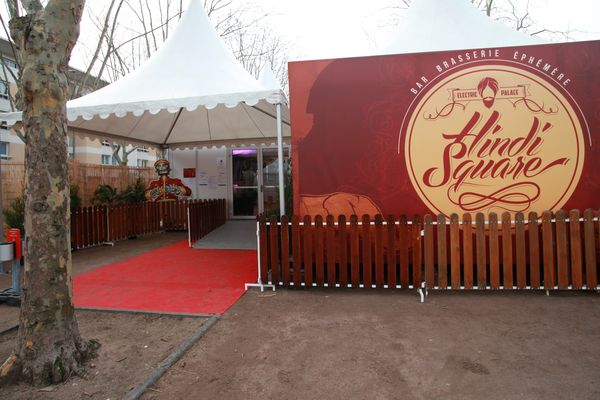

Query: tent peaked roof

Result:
[259,63,281,91]
[1,0,290,148]
[68,0,281,121]
[258,62,287,103]
[383,0,542,55]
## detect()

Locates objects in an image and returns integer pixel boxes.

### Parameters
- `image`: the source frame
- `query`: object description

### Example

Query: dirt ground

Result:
[0,311,207,399]
[1,232,600,399]
[146,289,600,400]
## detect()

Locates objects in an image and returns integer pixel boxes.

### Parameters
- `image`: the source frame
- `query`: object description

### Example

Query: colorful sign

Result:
[183,168,196,178]
[145,159,192,202]
[289,40,599,217]
[4,229,21,259]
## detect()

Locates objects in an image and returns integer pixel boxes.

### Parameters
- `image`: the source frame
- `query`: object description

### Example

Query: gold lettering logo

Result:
[404,65,585,216]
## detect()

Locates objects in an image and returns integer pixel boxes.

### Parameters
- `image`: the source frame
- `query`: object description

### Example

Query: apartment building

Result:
[0,38,157,167]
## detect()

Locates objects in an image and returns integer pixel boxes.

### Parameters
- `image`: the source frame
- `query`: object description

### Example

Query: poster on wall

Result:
[198,171,208,186]
[289,40,600,217]
[216,157,227,186]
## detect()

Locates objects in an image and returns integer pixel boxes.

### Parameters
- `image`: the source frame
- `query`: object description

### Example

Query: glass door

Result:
[261,147,290,217]
[232,149,259,217]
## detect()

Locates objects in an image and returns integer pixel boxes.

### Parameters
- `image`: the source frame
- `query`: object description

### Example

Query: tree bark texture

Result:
[0,0,98,386]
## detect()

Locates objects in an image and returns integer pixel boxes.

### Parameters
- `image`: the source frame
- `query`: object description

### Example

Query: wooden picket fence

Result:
[257,209,600,291]
[71,199,225,250]
[187,199,228,245]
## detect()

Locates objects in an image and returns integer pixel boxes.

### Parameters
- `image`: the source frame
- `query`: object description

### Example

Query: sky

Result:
[1,0,599,70]
[254,0,600,60]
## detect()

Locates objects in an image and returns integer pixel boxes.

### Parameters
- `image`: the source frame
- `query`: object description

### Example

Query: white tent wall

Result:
[0,0,289,216]
[169,147,228,201]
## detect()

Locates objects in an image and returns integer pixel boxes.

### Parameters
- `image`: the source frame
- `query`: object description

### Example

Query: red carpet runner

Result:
[74,241,256,315]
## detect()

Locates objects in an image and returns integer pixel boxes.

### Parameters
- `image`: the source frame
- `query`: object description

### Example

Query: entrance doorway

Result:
[230,146,289,218]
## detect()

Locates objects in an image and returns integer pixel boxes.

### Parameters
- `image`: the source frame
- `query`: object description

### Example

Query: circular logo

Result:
[404,64,585,216]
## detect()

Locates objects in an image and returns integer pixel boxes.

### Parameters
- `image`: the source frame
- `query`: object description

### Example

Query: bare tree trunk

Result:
[0,0,98,386]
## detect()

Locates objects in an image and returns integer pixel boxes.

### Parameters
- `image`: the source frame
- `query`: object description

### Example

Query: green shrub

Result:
[92,184,119,206]
[3,194,25,235]
[118,179,146,204]
[70,184,82,210]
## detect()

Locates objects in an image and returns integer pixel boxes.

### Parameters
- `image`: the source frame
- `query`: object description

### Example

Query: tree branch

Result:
[22,0,42,14]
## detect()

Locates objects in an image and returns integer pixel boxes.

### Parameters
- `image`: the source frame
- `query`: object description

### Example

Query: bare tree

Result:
[111,141,137,165]
[73,0,290,93]
[0,0,98,386]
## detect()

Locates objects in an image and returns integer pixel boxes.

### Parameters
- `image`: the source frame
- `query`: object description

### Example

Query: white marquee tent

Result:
[1,0,291,214]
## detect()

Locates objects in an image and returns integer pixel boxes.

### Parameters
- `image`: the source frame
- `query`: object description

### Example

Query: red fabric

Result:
[74,241,256,315]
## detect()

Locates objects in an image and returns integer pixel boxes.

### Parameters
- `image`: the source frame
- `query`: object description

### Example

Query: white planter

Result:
[0,242,14,262]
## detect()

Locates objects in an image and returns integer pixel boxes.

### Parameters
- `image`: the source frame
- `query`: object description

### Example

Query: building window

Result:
[137,159,148,168]
[101,154,111,165]
[101,140,111,147]
[0,80,8,99]
[0,121,7,130]
[0,141,8,159]
[137,146,149,153]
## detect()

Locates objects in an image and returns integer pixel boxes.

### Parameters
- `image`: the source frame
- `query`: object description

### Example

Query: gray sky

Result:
[252,0,600,60]
[2,0,599,69]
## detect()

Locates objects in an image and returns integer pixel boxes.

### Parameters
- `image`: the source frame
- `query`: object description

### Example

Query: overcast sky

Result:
[253,0,600,60]
[1,0,599,69]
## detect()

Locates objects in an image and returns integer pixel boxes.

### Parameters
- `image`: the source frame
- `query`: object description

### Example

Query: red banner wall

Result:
[290,40,600,217]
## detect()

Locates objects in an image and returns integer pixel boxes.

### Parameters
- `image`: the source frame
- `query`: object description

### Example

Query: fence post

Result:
[462,213,473,289]
[569,209,583,289]
[361,214,372,288]
[489,212,500,289]
[424,214,434,289]
[412,214,423,289]
[187,204,192,247]
[542,211,555,290]
[325,215,336,287]
[244,216,275,292]
[475,213,487,289]
[501,212,514,289]
[528,212,541,289]
[338,215,348,288]
[303,215,313,287]
[104,206,114,245]
[449,213,460,289]
[437,214,447,289]
[555,210,569,289]
[314,215,325,286]
[269,215,280,285]
[291,215,302,287]
[583,209,597,289]
[281,215,291,286]
[349,215,360,288]
[398,214,409,289]
[386,215,397,289]
[515,212,527,289]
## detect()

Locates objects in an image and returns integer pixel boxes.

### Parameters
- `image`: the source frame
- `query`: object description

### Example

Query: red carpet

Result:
[74,241,256,315]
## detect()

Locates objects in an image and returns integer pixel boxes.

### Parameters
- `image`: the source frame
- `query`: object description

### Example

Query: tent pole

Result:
[276,103,285,216]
